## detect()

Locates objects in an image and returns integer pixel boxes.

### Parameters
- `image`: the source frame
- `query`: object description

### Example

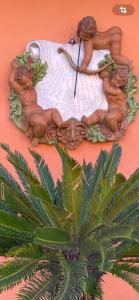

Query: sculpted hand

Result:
[79,63,88,73]
[11,59,20,69]
[99,69,109,79]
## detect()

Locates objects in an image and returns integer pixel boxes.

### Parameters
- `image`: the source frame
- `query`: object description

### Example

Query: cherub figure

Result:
[77,16,132,72]
[82,66,129,140]
[9,60,63,146]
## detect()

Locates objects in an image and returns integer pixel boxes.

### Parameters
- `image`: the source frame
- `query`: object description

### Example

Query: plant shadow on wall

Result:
[0,144,139,299]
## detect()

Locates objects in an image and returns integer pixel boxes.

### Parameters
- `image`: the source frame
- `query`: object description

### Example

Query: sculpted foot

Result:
[32,137,39,147]
[106,131,122,141]
[25,127,33,138]
[120,119,128,134]
[81,116,89,125]
[106,133,116,141]
[60,121,69,128]
[114,131,123,140]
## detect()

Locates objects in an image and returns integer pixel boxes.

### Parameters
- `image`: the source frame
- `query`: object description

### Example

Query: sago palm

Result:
[0,143,139,300]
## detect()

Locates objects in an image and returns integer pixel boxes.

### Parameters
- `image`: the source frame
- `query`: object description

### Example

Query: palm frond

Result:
[110,264,139,294]
[0,144,39,190]
[0,146,54,226]
[29,150,55,203]
[39,200,73,230]
[0,161,42,226]
[101,143,121,182]
[17,270,51,300]
[113,264,139,275]
[6,243,43,259]
[93,224,134,242]
[86,276,103,300]
[114,202,139,225]
[80,213,103,240]
[0,258,39,293]
[0,236,23,255]
[118,243,139,259]
[0,163,21,195]
[105,169,139,222]
[55,255,87,300]
[80,238,99,257]
[0,202,15,215]
[0,143,139,299]
[56,144,84,233]
[100,173,126,213]
[0,210,34,242]
[1,185,42,226]
[89,144,122,214]
[81,160,94,224]
[54,179,63,208]
[25,182,72,230]
[56,144,82,210]
[27,194,54,226]
[34,227,72,249]
[18,260,62,300]
[90,149,108,192]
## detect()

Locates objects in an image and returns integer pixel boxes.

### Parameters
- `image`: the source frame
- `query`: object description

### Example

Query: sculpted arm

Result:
[103,78,120,96]
[8,60,23,95]
[99,69,119,96]
[80,39,93,72]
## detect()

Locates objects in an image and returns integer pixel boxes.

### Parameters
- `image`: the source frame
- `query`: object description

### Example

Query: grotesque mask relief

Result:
[9,16,138,149]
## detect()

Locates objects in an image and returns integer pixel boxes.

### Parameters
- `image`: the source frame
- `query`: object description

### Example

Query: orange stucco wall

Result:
[0,0,139,299]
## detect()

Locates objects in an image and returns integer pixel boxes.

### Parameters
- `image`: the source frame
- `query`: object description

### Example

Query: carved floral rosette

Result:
[9,51,139,149]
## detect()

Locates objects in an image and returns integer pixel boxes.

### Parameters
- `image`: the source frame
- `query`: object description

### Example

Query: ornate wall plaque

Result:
[9,16,138,149]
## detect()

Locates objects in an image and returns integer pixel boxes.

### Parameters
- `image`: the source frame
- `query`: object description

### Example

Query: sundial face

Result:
[27,40,108,121]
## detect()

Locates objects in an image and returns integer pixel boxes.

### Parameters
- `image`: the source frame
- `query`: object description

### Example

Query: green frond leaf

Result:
[89,144,122,214]
[6,243,43,259]
[55,255,87,300]
[0,210,34,242]
[0,160,42,226]
[54,179,63,208]
[0,236,23,254]
[55,144,82,211]
[119,243,139,258]
[27,194,54,226]
[0,144,39,190]
[80,238,99,257]
[0,258,39,292]
[100,173,126,213]
[29,150,55,203]
[89,149,108,195]
[86,276,103,300]
[110,264,139,294]
[113,263,139,275]
[38,200,73,230]
[56,144,84,233]
[1,185,42,226]
[0,163,21,195]
[105,178,139,222]
[80,213,103,240]
[17,270,51,300]
[34,227,72,249]
[93,224,134,242]
[28,184,51,204]
[114,202,139,225]
[81,161,94,224]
